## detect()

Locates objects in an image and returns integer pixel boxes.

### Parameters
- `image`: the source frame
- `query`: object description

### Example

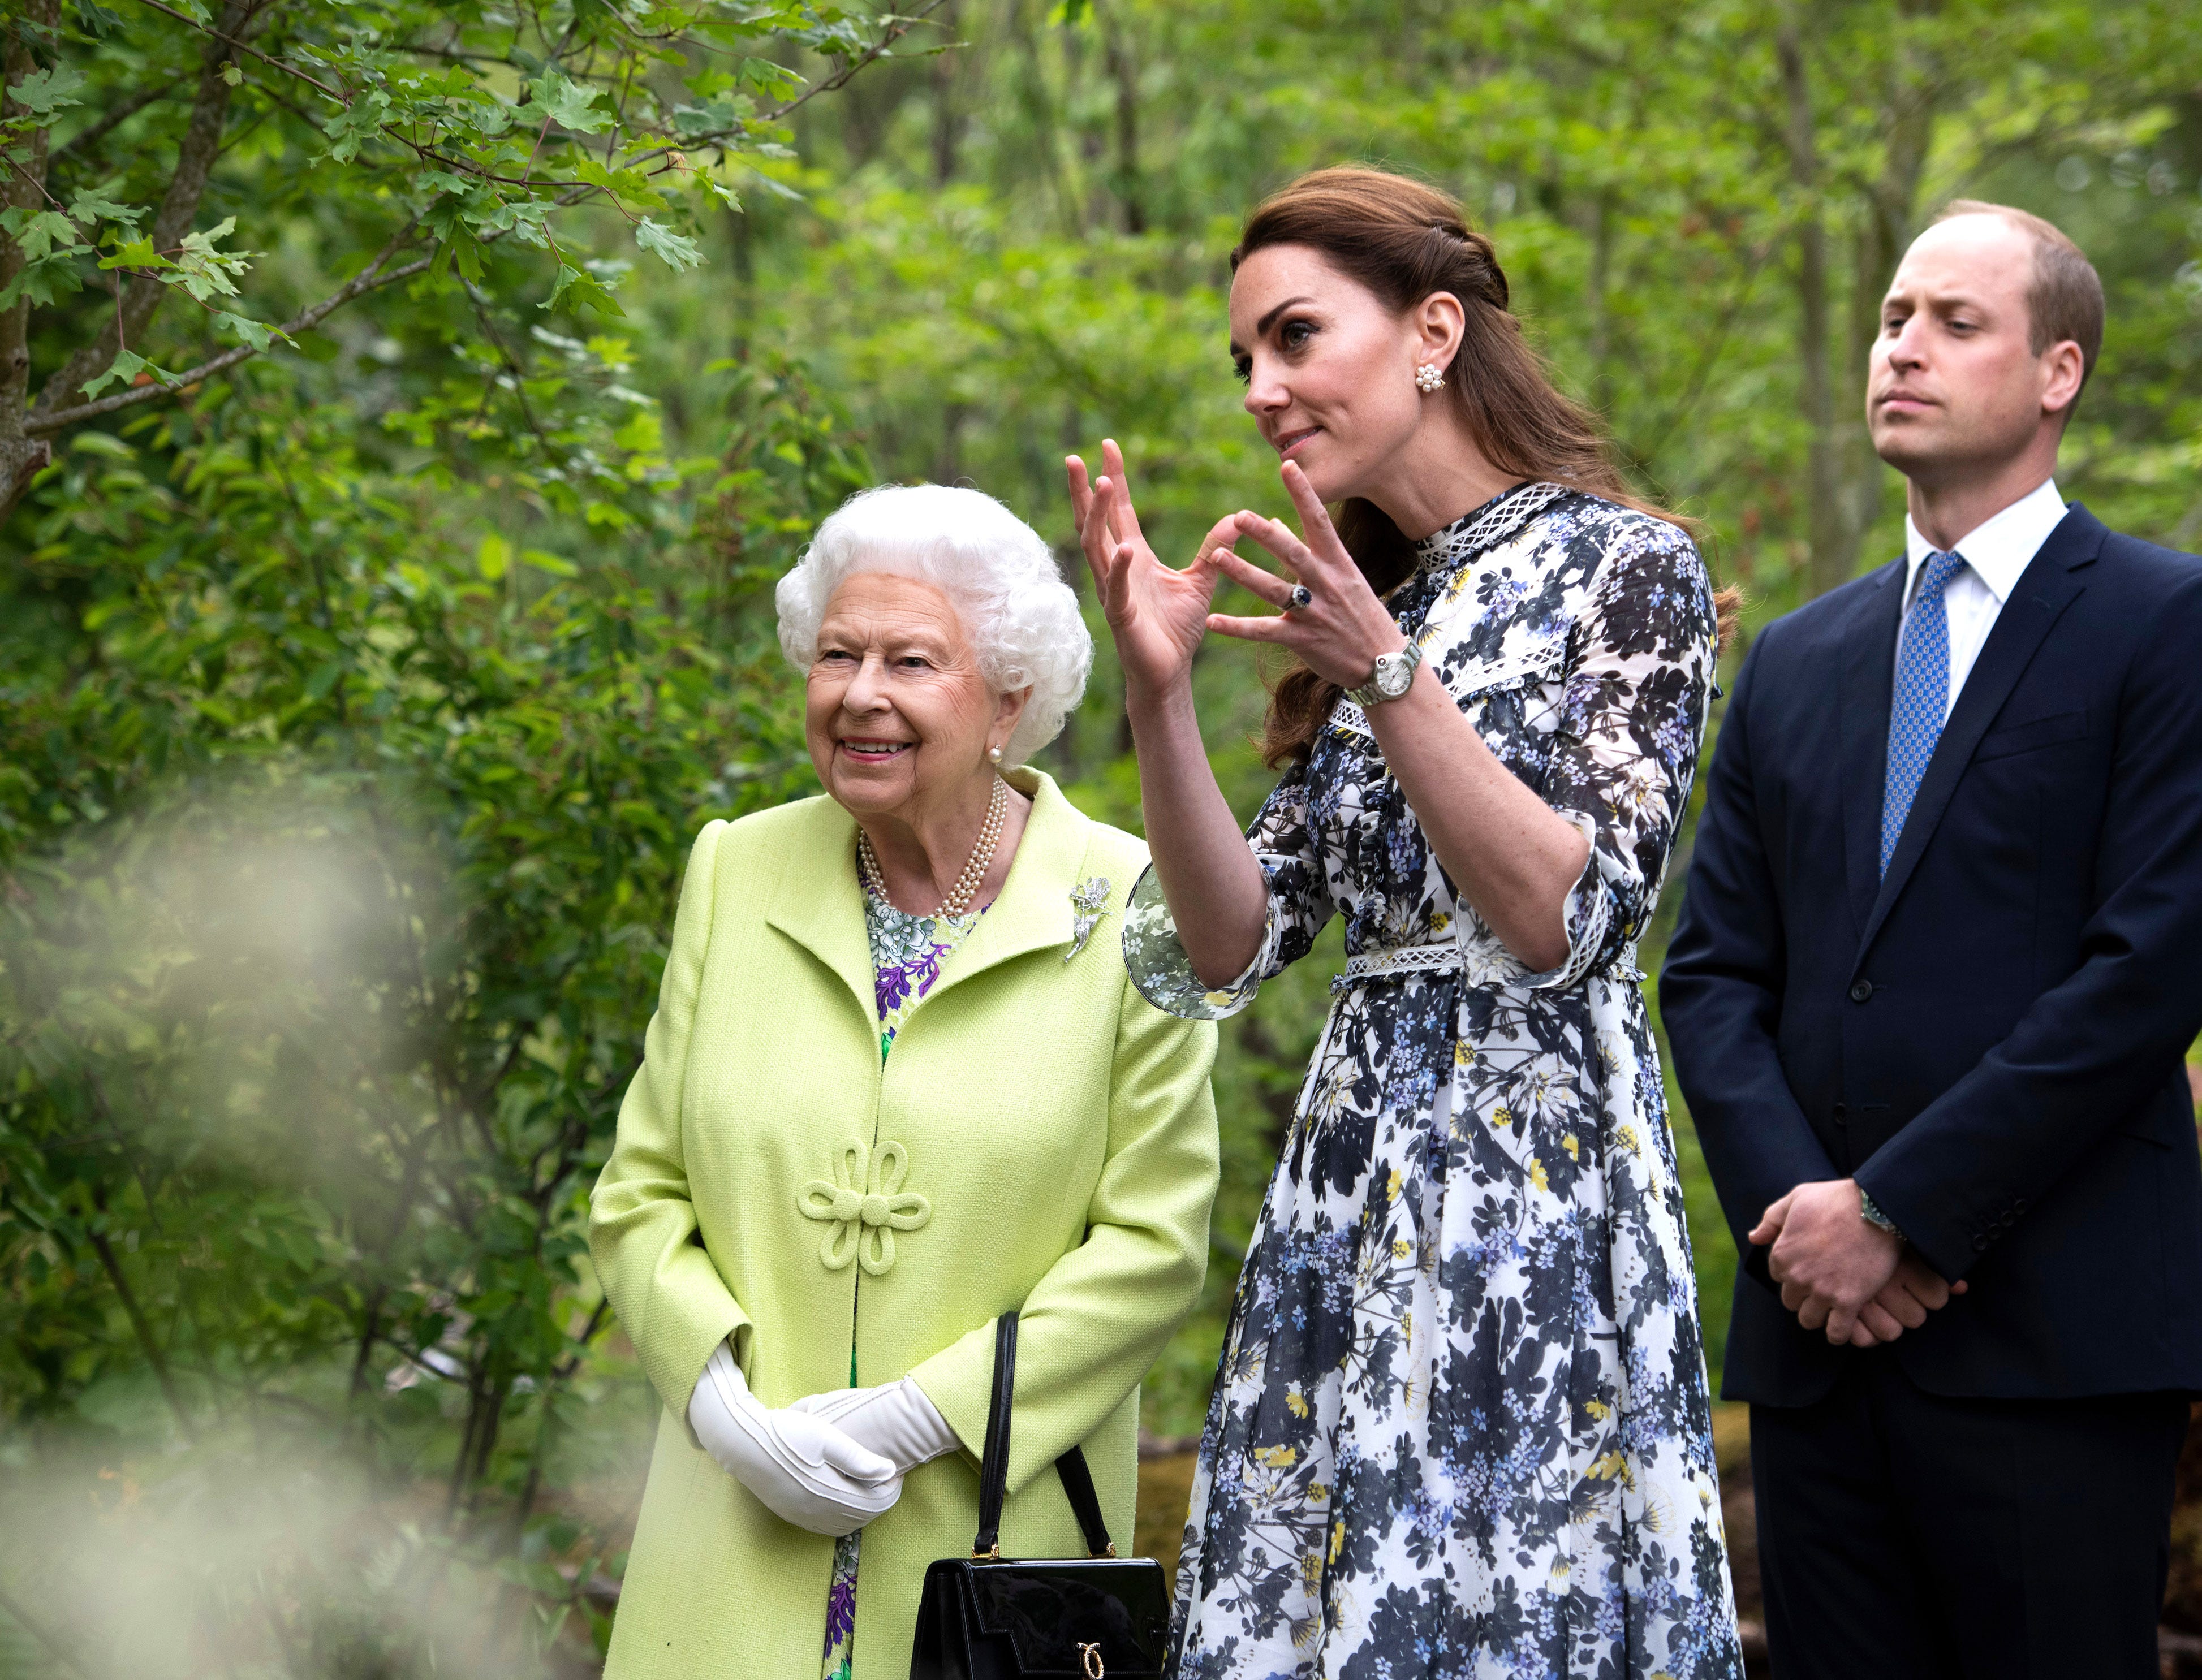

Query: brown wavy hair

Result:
[1234,166,1740,766]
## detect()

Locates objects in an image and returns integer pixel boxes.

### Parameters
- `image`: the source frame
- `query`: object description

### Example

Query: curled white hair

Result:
[775,483,1093,768]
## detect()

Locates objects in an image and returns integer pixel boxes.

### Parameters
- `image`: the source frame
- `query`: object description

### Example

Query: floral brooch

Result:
[1066,876,1113,962]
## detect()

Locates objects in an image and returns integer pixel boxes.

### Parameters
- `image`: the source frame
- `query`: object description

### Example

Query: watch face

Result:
[1375,654,1414,698]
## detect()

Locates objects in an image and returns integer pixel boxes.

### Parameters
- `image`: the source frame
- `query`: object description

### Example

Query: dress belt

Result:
[1334,942,1467,990]
[1333,939,1642,992]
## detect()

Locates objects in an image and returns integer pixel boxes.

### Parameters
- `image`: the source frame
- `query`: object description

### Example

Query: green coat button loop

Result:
[798,1139,933,1275]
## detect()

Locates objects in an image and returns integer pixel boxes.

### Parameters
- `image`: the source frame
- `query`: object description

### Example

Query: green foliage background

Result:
[2,1,2199,1674]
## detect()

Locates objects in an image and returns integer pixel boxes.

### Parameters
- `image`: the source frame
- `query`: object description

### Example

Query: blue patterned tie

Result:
[1881,549,1967,875]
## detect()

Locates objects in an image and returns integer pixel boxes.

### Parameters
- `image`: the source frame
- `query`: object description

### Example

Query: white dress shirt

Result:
[1898,476,2069,724]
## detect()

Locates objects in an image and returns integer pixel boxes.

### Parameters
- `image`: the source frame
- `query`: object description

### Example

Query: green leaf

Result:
[1,208,84,263]
[634,218,703,271]
[574,158,669,211]
[221,62,242,87]
[611,409,662,453]
[212,310,282,351]
[542,264,625,318]
[477,533,511,580]
[79,348,170,400]
[520,548,578,577]
[528,72,613,135]
[99,234,168,272]
[322,91,390,164]
[65,185,144,231]
[0,252,84,310]
[6,66,86,118]
[168,216,252,302]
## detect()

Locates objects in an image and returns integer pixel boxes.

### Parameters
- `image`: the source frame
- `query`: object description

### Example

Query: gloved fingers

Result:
[788,1387,875,1423]
[805,1416,898,1485]
[818,1381,949,1471]
[809,1474,904,1537]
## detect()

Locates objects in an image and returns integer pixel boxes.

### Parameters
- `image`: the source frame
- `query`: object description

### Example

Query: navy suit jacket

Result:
[1662,504,2202,1406]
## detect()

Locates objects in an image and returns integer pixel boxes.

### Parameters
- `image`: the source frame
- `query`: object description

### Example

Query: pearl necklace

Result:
[857,775,1008,922]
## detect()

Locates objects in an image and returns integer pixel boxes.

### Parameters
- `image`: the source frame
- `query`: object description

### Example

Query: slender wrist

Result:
[1124,676,1199,735]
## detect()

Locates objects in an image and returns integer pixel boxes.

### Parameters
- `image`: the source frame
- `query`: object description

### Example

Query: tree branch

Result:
[32,1,252,422]
[50,80,184,170]
[0,1,63,515]
[122,0,347,104]
[85,1208,196,1441]
[616,0,953,173]
[27,224,428,436]
[0,1583,98,1680]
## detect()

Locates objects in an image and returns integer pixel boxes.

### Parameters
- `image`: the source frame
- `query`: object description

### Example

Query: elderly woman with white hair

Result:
[588,483,1220,1680]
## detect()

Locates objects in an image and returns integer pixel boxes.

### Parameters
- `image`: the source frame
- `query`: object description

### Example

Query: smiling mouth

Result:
[839,738,912,761]
[1273,426,1321,456]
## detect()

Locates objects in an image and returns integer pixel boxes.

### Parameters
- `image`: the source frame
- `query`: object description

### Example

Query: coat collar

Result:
[1845,503,2105,971]
[762,768,1096,1025]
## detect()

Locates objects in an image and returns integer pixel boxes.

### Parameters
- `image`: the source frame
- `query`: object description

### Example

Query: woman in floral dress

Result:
[1068,168,1744,1677]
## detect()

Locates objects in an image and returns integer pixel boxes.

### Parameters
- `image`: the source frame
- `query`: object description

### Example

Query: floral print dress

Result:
[1125,483,1743,1679]
[821,879,985,1680]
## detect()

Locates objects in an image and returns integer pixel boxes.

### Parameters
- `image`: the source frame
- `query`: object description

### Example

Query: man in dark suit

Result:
[1663,199,2202,1677]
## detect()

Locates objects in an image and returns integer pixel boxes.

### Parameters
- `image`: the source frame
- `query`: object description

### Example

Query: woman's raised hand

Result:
[1067,439,1242,700]
[1207,460,1408,686]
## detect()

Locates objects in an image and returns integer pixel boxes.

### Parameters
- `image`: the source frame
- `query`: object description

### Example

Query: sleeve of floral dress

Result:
[1525,515,1720,991]
[1120,760,1337,1020]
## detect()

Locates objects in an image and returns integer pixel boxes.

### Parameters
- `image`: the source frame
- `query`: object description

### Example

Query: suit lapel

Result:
[1854,506,2106,965]
[1838,559,1905,939]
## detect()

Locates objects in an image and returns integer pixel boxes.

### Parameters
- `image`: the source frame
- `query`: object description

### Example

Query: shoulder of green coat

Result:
[1072,817,1152,900]
[691,795,840,893]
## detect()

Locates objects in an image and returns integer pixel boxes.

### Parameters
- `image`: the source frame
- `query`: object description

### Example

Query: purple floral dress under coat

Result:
[820,879,984,1680]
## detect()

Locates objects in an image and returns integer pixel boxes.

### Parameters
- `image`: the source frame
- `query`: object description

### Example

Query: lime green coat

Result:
[588,771,1219,1680]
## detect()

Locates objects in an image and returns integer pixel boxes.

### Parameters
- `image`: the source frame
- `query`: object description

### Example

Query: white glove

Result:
[687,1343,903,1536]
[791,1377,964,1474]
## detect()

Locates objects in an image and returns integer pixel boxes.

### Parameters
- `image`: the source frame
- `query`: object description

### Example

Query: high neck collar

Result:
[1410,480,1571,571]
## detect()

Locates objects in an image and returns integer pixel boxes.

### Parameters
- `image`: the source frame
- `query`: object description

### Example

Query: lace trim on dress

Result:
[1411,478,1571,574]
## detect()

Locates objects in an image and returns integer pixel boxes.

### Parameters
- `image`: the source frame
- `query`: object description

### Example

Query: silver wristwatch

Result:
[1859,1190,1905,1242]
[1347,640,1423,707]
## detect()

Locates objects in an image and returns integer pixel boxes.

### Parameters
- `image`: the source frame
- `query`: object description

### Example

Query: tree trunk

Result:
[1780,0,1944,598]
[1836,0,1944,572]
[1,2,62,522]
[930,0,964,188]
[1098,0,1144,234]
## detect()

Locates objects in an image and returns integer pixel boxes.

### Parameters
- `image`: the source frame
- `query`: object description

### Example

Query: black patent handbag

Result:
[908,1311,1170,1679]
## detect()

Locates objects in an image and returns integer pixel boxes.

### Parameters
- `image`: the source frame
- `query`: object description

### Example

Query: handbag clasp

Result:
[1078,1643,1104,1679]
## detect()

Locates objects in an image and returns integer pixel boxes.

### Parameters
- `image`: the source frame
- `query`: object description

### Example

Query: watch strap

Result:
[1859,1190,1904,1242]
[1347,638,1423,708]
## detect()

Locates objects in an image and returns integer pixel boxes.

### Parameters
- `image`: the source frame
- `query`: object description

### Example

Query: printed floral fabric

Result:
[821,877,985,1680]
[1127,485,1743,1679]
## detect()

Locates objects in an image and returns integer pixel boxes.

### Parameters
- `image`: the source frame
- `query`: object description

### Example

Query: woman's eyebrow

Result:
[1256,295,1317,336]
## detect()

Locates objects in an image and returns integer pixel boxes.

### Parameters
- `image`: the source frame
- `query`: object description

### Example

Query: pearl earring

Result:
[1415,363,1446,394]
[988,745,1003,765]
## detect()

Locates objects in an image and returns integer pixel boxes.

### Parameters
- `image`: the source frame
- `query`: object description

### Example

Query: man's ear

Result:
[2041,339,2085,421]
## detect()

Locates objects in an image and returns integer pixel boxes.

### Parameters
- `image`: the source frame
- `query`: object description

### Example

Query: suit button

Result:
[1972,1235,1990,1252]
[1833,1103,1848,1127]
[1849,981,1874,1003]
